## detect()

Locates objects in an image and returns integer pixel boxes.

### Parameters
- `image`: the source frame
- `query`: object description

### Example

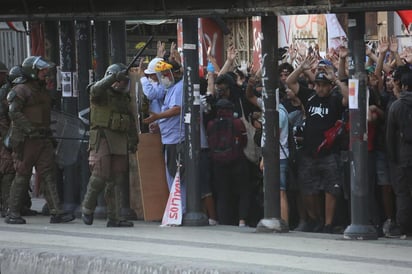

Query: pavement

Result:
[1,199,412,274]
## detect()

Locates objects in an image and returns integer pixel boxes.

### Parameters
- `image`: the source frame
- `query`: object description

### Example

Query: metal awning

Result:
[1,1,412,21]
[0,22,26,32]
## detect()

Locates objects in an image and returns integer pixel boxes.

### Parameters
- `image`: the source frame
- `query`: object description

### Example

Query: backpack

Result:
[207,116,243,162]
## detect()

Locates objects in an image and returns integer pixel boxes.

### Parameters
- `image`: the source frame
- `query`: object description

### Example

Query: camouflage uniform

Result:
[81,63,137,227]
[0,77,14,217]
[5,56,75,224]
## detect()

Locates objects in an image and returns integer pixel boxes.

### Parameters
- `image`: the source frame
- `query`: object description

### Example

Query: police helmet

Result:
[105,63,127,77]
[21,56,55,80]
[8,65,23,82]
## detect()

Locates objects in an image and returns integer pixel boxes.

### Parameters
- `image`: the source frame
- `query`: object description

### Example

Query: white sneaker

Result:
[208,218,218,226]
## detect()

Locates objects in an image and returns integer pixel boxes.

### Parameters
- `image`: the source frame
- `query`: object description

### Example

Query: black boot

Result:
[21,208,38,216]
[50,212,75,223]
[5,215,26,224]
[107,219,134,227]
[82,213,94,225]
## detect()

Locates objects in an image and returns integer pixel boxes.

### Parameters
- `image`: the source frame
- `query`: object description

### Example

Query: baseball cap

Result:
[144,57,163,74]
[366,65,376,74]
[318,59,333,67]
[314,72,332,84]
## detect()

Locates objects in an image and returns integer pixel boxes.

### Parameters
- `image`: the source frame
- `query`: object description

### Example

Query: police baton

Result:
[126,36,154,72]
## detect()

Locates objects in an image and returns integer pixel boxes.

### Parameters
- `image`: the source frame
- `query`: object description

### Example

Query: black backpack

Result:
[207,116,243,162]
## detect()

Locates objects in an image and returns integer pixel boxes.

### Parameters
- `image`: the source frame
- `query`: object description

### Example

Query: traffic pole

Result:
[181,17,208,226]
[256,15,288,233]
[59,20,81,213]
[92,20,110,219]
[343,12,378,240]
[75,20,93,217]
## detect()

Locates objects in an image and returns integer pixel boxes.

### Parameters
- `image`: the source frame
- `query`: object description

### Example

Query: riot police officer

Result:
[0,62,12,217]
[1,65,37,218]
[81,63,137,227]
[5,56,75,224]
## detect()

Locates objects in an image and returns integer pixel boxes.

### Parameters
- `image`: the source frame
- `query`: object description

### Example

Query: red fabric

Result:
[397,10,412,28]
[367,122,376,151]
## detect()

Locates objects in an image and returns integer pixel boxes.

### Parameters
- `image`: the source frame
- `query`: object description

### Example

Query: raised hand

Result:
[301,54,317,71]
[389,36,399,53]
[338,46,349,59]
[378,36,389,54]
[157,40,166,58]
[227,45,238,62]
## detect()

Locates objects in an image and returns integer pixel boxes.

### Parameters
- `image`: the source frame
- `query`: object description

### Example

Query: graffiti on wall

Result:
[278,14,327,52]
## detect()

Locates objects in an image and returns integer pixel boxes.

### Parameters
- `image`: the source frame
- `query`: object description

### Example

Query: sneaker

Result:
[385,223,402,238]
[50,213,75,224]
[322,224,334,234]
[382,219,391,235]
[107,220,134,227]
[293,221,307,232]
[5,215,26,224]
[301,219,323,233]
[208,218,218,226]
[82,213,94,225]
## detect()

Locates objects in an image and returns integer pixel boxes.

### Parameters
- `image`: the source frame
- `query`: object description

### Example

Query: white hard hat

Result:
[144,57,164,74]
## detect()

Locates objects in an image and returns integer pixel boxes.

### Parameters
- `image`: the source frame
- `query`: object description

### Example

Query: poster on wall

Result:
[61,71,72,97]
[348,79,359,110]
[72,72,78,97]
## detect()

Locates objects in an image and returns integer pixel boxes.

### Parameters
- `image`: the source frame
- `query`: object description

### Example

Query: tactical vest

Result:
[90,89,131,132]
[14,82,51,128]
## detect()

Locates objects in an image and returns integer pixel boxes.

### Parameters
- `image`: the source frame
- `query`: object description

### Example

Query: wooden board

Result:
[129,153,144,220]
[136,133,169,221]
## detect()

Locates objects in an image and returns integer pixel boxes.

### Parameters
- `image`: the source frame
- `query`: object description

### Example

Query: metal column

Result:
[75,20,92,217]
[182,18,208,226]
[256,15,288,233]
[92,21,110,218]
[59,20,80,212]
[344,12,378,240]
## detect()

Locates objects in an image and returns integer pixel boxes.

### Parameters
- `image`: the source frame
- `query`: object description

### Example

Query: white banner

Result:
[161,169,182,226]
[325,14,347,49]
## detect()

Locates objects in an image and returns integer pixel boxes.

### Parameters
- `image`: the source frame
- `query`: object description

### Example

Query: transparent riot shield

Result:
[50,110,87,167]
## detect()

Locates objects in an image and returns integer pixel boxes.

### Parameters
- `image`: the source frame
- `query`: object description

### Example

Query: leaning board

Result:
[136,133,169,221]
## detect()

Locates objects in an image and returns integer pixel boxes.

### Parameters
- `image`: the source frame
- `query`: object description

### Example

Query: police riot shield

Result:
[51,110,87,167]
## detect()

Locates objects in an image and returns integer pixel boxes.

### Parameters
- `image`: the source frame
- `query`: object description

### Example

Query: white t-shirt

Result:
[257,97,289,159]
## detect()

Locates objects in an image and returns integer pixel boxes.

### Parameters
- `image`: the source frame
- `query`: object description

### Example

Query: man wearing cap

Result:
[143,60,186,213]
[5,56,75,224]
[138,57,166,133]
[286,54,348,233]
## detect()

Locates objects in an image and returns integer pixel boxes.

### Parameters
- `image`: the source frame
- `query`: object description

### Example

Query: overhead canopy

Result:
[0,22,26,32]
[1,0,412,21]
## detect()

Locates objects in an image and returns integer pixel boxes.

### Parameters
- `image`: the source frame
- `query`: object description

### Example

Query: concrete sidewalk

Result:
[0,199,412,274]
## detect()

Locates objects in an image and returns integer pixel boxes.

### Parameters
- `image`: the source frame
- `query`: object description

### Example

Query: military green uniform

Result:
[5,55,74,225]
[6,81,67,221]
[82,67,137,226]
[0,81,14,217]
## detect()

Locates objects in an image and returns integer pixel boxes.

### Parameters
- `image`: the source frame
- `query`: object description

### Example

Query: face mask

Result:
[160,75,174,88]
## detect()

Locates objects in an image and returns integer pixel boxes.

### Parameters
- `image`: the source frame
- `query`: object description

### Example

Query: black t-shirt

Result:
[298,85,344,156]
